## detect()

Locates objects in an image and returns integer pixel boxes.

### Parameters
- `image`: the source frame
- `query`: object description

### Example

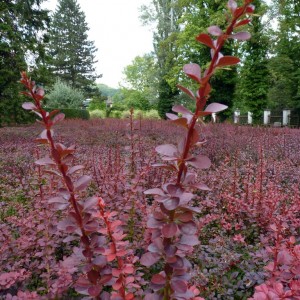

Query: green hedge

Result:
[47,108,90,120]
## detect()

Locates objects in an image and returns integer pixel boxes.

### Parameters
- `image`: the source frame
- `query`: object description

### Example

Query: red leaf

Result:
[123,265,134,274]
[190,128,199,146]
[162,223,178,238]
[207,25,223,36]
[48,196,69,210]
[35,157,56,166]
[83,197,98,211]
[151,274,166,285]
[92,256,107,267]
[234,19,251,28]
[216,56,240,67]
[194,182,211,191]
[172,105,192,115]
[22,102,37,110]
[57,217,77,233]
[144,188,165,196]
[171,118,189,128]
[67,165,84,175]
[204,103,228,113]
[88,285,101,297]
[177,211,193,222]
[177,85,195,100]
[35,87,45,98]
[196,33,215,49]
[171,279,188,293]
[53,113,65,124]
[180,234,199,246]
[227,0,237,13]
[179,221,198,235]
[187,155,211,169]
[166,113,178,120]
[140,252,160,267]
[230,32,251,41]
[163,198,180,211]
[183,63,201,83]
[74,175,92,191]
[155,144,178,157]
[245,4,255,14]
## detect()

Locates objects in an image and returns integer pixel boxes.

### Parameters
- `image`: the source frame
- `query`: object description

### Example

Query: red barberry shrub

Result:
[1,0,300,299]
[140,1,256,298]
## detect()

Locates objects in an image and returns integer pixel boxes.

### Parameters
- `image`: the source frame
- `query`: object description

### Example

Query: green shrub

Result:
[133,110,144,119]
[145,109,160,119]
[46,79,84,108]
[121,111,131,119]
[111,110,122,119]
[90,110,105,119]
[47,108,90,120]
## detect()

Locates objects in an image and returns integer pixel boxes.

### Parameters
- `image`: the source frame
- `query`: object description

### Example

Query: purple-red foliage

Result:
[0,0,299,299]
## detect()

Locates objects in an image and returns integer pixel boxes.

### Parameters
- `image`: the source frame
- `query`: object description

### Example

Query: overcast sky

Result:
[43,0,154,88]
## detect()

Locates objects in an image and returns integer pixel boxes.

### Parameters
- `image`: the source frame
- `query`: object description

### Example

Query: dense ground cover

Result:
[0,118,299,299]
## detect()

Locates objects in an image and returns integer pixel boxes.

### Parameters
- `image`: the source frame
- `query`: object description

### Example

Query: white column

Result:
[212,113,216,123]
[263,109,271,125]
[282,109,291,126]
[234,109,240,124]
[247,112,253,125]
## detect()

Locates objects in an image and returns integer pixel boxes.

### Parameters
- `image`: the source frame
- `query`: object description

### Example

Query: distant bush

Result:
[46,79,84,108]
[121,111,131,119]
[47,107,90,119]
[111,110,122,119]
[120,109,160,120]
[144,109,160,119]
[90,109,106,119]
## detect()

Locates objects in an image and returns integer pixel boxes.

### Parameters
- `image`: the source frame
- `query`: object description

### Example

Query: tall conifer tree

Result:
[48,0,99,95]
[0,0,50,125]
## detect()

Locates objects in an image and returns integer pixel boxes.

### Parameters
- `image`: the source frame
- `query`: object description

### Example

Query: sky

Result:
[43,0,154,88]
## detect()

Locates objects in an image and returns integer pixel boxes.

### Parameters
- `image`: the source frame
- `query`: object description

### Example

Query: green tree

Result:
[233,0,270,121]
[267,0,300,112]
[172,0,239,120]
[123,53,159,106]
[122,88,151,111]
[140,0,182,119]
[0,0,50,125]
[47,0,99,95]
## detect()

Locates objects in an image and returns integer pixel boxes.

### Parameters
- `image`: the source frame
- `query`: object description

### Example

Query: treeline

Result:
[1,0,299,125]
[0,0,99,126]
[123,0,300,121]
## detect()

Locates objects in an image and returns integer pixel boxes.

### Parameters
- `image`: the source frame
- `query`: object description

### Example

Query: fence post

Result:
[263,109,271,125]
[247,111,253,125]
[234,109,240,124]
[282,109,291,126]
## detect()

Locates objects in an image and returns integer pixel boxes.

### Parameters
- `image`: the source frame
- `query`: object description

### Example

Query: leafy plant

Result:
[140,0,256,298]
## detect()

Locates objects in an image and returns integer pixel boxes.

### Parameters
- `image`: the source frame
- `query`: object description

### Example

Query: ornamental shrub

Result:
[47,107,90,119]
[46,79,84,108]
[90,109,106,119]
[145,109,160,119]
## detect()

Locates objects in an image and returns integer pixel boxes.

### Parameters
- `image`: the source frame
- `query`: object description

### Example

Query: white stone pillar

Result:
[234,109,240,124]
[212,113,216,123]
[282,109,291,126]
[247,112,253,125]
[263,109,271,125]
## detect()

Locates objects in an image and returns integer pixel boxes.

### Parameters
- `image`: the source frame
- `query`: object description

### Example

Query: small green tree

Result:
[123,53,159,106]
[46,79,84,108]
[122,88,151,111]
